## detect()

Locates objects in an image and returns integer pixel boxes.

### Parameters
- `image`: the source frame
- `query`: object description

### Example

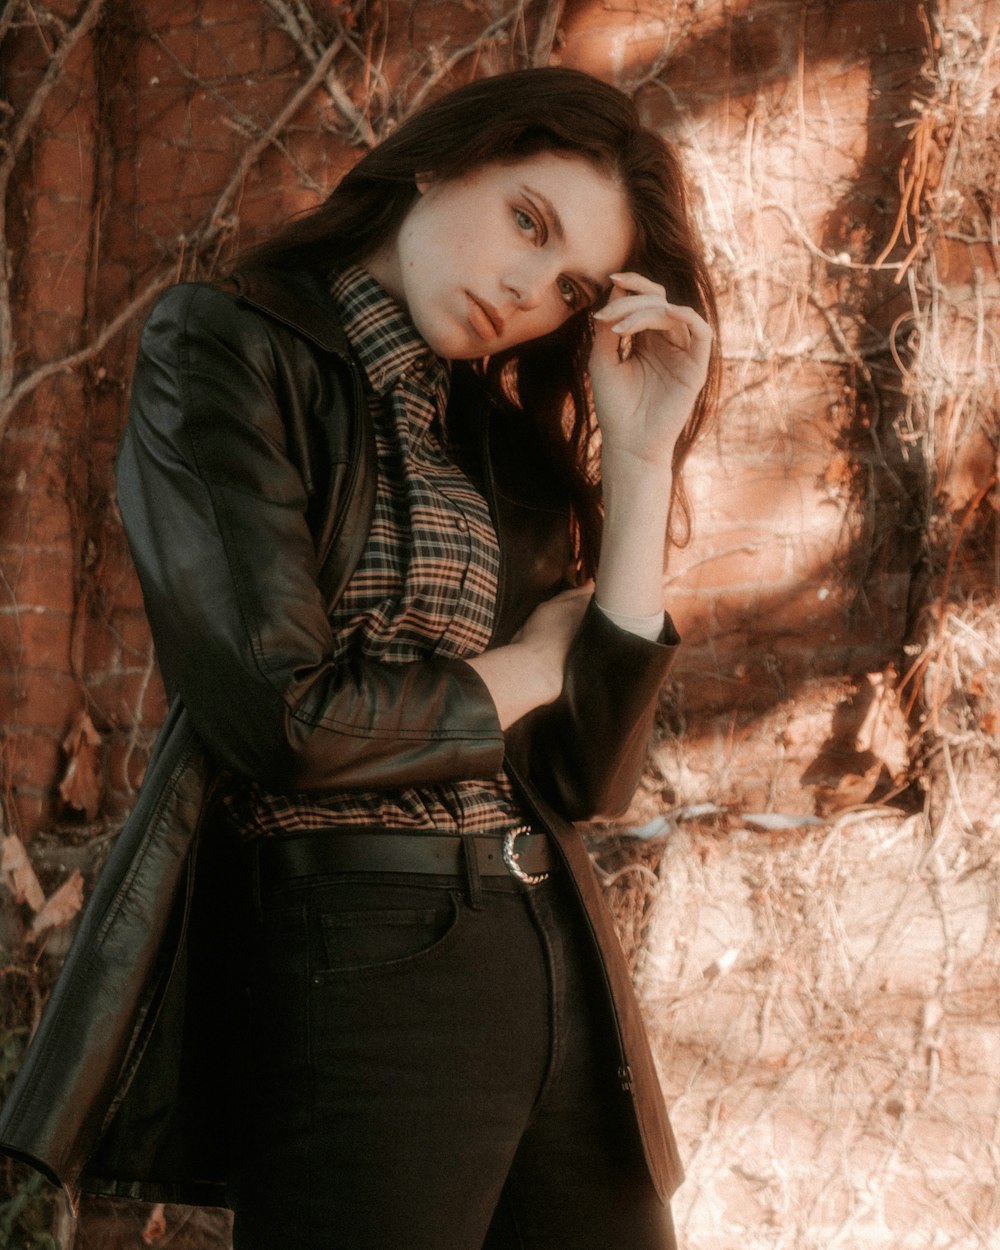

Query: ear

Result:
[415,172,435,195]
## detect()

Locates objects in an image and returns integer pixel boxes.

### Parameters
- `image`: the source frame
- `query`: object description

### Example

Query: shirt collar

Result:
[329,265,449,400]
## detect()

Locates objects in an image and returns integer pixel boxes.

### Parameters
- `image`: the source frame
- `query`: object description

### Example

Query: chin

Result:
[418,323,489,361]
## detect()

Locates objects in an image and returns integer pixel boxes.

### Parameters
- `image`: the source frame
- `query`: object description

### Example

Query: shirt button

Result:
[455,516,469,533]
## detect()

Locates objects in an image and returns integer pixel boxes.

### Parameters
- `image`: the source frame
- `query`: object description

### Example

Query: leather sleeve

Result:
[506,597,680,821]
[116,283,505,792]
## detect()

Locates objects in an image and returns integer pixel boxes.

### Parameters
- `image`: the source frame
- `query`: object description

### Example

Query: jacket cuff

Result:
[579,597,680,662]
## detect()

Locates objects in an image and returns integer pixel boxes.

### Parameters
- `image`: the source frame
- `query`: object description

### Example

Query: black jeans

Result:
[225,848,677,1250]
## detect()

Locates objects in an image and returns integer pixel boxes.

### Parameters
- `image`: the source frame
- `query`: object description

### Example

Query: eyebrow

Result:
[522,184,608,303]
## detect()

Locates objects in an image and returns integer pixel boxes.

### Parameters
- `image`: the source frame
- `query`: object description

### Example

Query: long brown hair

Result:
[237,68,720,574]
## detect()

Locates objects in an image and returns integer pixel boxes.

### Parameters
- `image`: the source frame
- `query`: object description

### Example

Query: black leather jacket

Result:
[0,267,684,1207]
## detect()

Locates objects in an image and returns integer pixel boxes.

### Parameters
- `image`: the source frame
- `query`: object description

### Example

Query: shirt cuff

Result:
[594,601,666,643]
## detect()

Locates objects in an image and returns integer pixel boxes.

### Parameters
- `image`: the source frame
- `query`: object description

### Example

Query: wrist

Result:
[599,438,676,481]
[465,640,562,730]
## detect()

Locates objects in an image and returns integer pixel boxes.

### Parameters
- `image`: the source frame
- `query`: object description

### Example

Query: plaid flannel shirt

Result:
[225,266,522,836]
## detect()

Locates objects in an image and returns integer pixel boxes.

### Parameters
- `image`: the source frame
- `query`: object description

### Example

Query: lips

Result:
[467,294,503,341]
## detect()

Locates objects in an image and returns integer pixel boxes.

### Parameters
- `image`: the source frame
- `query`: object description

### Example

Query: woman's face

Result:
[367,152,636,359]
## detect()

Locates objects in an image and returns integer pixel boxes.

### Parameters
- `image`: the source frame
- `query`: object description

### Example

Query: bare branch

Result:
[188,31,345,259]
[0,1,107,406]
[0,270,173,438]
[530,0,564,68]
[0,24,345,434]
[145,27,322,194]
[0,2,20,48]
[406,12,520,115]
[263,0,375,146]
[0,0,106,202]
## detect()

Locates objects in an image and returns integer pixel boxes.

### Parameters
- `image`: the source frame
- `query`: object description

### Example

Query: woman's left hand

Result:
[589,271,713,470]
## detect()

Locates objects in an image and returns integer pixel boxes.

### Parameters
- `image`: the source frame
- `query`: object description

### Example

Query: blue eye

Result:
[557,276,582,308]
[514,208,536,234]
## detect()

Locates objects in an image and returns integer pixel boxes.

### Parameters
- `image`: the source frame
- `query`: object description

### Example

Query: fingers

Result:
[596,303,693,350]
[608,271,668,297]
[512,581,593,648]
[592,272,712,352]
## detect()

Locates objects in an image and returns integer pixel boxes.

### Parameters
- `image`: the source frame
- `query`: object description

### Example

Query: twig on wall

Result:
[0,18,345,439]
[263,0,376,145]
[530,0,563,67]
[0,0,107,409]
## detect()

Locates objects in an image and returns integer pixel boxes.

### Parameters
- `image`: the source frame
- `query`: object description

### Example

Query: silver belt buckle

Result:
[502,825,550,884]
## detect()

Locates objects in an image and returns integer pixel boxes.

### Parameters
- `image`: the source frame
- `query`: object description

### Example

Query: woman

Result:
[0,67,717,1249]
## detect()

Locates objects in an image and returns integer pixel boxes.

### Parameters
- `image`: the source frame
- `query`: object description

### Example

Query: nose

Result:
[503,256,549,309]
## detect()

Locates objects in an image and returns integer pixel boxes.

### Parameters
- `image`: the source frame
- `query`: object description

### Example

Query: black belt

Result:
[251,826,557,889]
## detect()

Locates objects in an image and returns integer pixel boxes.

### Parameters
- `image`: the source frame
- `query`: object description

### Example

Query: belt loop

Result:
[461,835,484,910]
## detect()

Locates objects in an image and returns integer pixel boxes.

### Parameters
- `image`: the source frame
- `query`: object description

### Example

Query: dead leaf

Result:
[0,834,46,911]
[855,672,910,781]
[938,428,996,513]
[814,758,885,816]
[28,870,84,943]
[59,711,103,820]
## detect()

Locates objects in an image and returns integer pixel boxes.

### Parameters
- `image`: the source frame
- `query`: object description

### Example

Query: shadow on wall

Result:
[561,0,936,725]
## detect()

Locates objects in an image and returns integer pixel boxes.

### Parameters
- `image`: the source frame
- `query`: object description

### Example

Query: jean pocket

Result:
[315,891,462,979]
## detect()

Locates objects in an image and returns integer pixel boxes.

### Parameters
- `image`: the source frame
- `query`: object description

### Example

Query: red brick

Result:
[0,425,67,488]
[668,657,747,718]
[4,732,62,792]
[31,133,94,197]
[238,177,326,241]
[134,39,172,86]
[0,609,73,670]
[154,20,202,72]
[25,192,90,253]
[196,26,266,80]
[4,669,81,734]
[707,592,770,641]
[102,210,154,269]
[7,792,53,843]
[88,669,167,728]
[671,538,794,595]
[22,371,85,421]
[175,144,241,201]
[85,393,126,449]
[201,0,267,27]
[108,608,154,661]
[262,28,298,72]
[6,493,73,551]
[35,251,91,312]
[81,623,120,677]
[17,310,83,367]
[701,468,839,534]
[4,29,47,84]
[103,568,147,615]
[4,551,76,614]
[661,590,715,644]
[139,92,193,143]
[278,133,353,195]
[96,259,141,315]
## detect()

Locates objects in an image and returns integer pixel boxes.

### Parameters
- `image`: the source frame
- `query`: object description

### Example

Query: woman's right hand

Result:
[465,584,593,730]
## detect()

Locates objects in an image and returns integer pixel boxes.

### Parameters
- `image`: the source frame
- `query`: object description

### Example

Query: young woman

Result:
[0,67,717,1249]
